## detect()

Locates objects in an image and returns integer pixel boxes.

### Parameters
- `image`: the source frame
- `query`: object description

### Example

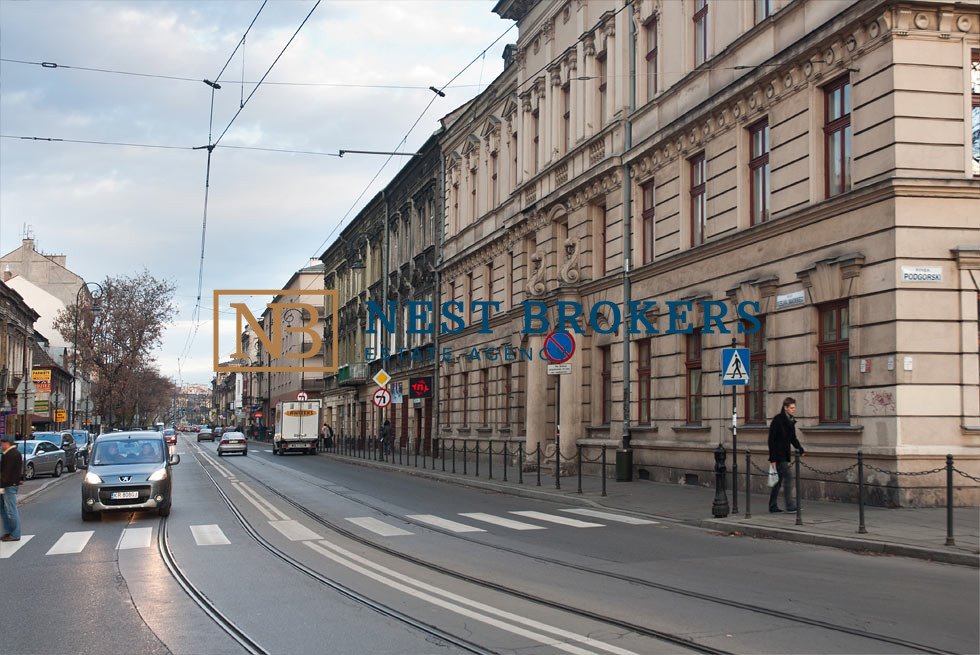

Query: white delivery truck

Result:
[274,400,321,455]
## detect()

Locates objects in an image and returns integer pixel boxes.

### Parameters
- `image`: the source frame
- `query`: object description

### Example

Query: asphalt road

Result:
[2,431,976,655]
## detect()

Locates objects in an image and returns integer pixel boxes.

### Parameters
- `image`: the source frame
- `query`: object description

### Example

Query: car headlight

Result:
[84,472,103,484]
[148,468,168,482]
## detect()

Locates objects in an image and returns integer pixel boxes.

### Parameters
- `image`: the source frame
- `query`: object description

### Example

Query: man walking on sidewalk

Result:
[1,434,24,541]
[768,397,805,513]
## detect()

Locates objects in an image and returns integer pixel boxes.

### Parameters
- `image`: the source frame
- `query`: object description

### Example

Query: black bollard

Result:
[441,440,446,472]
[712,444,730,518]
[488,441,493,479]
[601,447,607,497]
[857,451,866,534]
[518,443,524,485]
[945,454,955,546]
[745,450,752,518]
[475,442,480,477]
[463,441,467,475]
[555,440,561,490]
[577,446,583,494]
[452,439,456,474]
[536,446,541,487]
[503,442,508,482]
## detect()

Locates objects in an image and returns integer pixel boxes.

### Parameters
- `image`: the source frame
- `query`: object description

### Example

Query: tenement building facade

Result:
[320,133,442,450]
[437,0,980,505]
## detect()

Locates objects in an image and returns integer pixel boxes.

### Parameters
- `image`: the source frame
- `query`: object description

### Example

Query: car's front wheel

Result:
[158,504,171,517]
[81,504,99,522]
[25,463,35,480]
[242,450,248,456]
[67,458,77,473]
[53,461,63,477]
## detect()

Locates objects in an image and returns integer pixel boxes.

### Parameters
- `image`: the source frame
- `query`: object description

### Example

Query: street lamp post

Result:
[71,282,104,428]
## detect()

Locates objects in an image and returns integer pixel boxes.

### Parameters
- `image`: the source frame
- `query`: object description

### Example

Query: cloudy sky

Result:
[0,0,512,385]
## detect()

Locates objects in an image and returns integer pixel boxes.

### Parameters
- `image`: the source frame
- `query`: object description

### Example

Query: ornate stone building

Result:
[436,0,980,504]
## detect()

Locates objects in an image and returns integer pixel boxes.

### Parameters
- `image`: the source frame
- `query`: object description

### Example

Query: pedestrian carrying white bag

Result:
[767,463,779,487]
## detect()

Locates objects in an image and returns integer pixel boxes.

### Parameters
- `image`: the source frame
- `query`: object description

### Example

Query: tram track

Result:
[230,447,955,655]
[157,515,268,655]
[191,443,728,655]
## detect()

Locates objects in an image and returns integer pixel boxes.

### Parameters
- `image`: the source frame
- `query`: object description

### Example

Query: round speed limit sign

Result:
[372,388,391,408]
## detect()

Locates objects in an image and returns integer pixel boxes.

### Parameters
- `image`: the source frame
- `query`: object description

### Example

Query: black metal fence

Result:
[325,436,613,497]
[323,436,979,545]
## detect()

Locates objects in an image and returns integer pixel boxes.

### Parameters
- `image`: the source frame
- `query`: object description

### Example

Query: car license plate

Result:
[111,491,139,500]
[231,440,242,444]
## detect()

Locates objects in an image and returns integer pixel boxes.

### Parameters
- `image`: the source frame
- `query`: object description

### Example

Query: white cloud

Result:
[0,0,511,384]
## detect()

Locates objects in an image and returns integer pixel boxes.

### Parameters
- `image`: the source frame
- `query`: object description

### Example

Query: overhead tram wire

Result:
[1,134,343,157]
[308,21,516,259]
[0,57,488,91]
[212,0,321,148]
[178,0,270,374]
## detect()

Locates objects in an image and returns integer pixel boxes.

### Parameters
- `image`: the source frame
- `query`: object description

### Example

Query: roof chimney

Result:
[3,265,11,282]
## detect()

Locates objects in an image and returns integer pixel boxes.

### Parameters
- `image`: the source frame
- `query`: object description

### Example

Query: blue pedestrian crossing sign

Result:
[721,348,751,386]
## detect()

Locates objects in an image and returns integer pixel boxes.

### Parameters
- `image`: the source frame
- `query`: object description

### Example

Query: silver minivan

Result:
[81,432,179,521]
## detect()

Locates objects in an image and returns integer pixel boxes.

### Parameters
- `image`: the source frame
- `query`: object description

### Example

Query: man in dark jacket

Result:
[379,420,392,460]
[768,397,805,513]
[1,434,24,541]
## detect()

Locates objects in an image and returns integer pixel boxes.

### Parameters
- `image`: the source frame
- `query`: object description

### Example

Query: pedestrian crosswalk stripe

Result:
[0,535,33,558]
[269,519,322,541]
[509,511,604,528]
[406,514,486,533]
[117,527,153,550]
[190,524,230,546]
[46,531,95,555]
[346,517,413,537]
[559,508,658,525]
[264,449,272,453]
[458,513,546,531]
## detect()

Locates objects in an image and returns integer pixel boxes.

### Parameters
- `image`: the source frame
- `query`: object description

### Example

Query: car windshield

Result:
[92,439,165,465]
[14,443,31,455]
[33,432,61,445]
[72,434,88,446]
[163,429,175,436]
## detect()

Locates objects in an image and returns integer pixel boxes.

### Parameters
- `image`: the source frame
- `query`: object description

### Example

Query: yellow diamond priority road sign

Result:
[372,369,391,388]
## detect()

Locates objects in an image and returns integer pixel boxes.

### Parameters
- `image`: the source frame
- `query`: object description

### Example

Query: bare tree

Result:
[54,270,176,428]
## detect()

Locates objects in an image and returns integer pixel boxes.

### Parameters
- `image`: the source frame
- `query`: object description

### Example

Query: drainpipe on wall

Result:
[618,1,637,480]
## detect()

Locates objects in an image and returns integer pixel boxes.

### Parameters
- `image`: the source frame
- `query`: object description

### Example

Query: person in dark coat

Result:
[1,434,24,541]
[379,420,392,459]
[768,397,805,513]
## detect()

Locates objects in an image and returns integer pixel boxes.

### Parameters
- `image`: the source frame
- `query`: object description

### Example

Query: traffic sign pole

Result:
[730,339,739,515]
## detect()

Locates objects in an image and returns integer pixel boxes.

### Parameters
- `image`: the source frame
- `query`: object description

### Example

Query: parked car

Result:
[70,430,93,467]
[17,440,67,479]
[196,429,215,443]
[82,432,180,520]
[33,432,79,472]
[217,431,247,456]
[162,428,177,446]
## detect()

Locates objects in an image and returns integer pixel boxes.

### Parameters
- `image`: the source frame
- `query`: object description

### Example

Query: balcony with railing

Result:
[337,362,370,386]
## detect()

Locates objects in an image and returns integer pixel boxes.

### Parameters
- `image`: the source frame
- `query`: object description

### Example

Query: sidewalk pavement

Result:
[325,446,980,568]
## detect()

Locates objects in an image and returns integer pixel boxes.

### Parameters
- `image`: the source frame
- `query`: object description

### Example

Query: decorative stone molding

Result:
[798,253,865,305]
[558,238,581,285]
[555,162,569,186]
[589,139,606,166]
[527,251,547,297]
[582,31,596,56]
[726,275,778,315]
[952,246,980,271]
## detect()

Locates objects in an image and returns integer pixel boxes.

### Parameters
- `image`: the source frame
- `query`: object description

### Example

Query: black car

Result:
[34,432,79,472]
